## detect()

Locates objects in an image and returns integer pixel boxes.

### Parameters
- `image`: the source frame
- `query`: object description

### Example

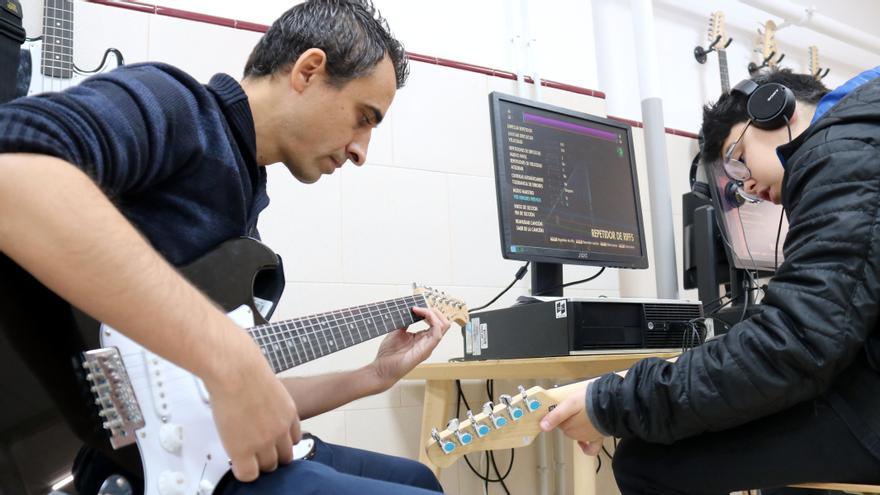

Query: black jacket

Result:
[588,77,880,455]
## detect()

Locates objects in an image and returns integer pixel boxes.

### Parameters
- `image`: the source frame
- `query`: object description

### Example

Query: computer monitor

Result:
[707,161,788,272]
[488,92,648,295]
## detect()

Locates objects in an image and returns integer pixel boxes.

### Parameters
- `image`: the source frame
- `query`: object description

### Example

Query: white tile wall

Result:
[340,165,453,286]
[146,14,261,82]
[74,2,151,68]
[391,63,495,176]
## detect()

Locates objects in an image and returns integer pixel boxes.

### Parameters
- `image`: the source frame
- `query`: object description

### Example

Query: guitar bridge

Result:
[83,348,145,449]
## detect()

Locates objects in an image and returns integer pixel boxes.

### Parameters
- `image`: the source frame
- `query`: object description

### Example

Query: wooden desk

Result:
[404,353,677,494]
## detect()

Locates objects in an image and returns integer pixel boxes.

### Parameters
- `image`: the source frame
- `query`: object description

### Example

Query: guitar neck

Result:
[718,49,730,94]
[41,0,75,79]
[248,294,428,374]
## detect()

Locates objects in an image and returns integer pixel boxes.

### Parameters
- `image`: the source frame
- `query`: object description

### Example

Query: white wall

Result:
[18,0,880,493]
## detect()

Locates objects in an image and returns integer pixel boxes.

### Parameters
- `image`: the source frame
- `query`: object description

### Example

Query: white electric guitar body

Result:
[88,306,258,495]
[77,238,469,495]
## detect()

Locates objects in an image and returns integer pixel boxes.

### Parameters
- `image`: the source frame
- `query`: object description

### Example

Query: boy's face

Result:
[720,121,788,204]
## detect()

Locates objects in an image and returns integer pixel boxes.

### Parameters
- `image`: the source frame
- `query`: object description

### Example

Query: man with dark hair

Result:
[0,1,447,494]
[540,66,880,493]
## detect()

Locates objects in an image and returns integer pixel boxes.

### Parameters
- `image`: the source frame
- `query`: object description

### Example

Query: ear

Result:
[289,48,327,93]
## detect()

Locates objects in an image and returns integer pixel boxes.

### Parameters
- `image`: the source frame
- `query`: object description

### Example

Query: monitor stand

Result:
[531,262,563,297]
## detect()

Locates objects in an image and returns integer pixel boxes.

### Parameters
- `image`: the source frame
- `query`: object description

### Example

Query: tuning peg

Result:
[467,410,491,438]
[518,385,542,413]
[500,394,524,421]
[431,427,456,454]
[446,418,473,445]
[482,401,508,429]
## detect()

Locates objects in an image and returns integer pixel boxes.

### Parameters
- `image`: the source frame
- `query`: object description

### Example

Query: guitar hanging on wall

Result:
[748,20,785,75]
[694,11,732,94]
[16,0,124,97]
[689,11,733,192]
[808,45,830,80]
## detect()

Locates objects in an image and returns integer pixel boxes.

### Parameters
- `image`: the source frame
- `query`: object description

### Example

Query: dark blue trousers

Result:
[219,436,444,494]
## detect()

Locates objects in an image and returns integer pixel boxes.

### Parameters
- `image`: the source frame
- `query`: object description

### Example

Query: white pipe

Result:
[505,3,527,97]
[740,0,880,55]
[630,0,679,299]
[520,0,543,101]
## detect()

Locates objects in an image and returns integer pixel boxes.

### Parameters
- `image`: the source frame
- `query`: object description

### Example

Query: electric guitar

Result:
[708,11,732,94]
[16,0,123,97]
[424,381,583,468]
[0,238,468,494]
[808,46,830,80]
[748,20,784,76]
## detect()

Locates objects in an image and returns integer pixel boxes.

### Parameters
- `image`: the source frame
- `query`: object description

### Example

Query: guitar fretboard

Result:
[41,0,74,79]
[718,49,730,94]
[248,294,428,374]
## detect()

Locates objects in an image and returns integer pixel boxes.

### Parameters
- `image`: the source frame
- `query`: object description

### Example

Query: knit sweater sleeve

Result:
[0,63,212,198]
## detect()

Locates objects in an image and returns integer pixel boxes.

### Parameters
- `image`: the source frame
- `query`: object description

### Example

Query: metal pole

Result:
[630,0,679,299]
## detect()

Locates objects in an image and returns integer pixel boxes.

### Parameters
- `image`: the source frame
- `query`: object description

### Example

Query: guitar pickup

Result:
[83,348,145,449]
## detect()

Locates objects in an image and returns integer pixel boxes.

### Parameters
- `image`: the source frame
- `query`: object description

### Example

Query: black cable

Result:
[596,452,602,473]
[74,48,125,74]
[470,262,529,312]
[454,380,515,485]
[485,380,513,493]
[533,267,606,297]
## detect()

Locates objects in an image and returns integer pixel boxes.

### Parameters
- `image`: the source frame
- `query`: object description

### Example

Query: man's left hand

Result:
[371,306,450,387]
[539,380,606,455]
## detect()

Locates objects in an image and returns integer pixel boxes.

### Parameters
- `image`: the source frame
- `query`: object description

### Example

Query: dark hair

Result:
[243,0,409,89]
[700,69,829,162]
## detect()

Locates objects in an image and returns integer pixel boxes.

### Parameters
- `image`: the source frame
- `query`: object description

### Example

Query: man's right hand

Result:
[202,327,302,482]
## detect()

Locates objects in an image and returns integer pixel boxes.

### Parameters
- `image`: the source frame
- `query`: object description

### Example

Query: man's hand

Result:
[539,379,606,455]
[370,307,451,388]
[203,327,302,482]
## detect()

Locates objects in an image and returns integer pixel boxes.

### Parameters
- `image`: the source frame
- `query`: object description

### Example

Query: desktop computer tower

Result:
[462,297,704,360]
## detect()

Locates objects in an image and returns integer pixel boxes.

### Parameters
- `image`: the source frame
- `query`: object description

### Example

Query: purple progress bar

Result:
[522,112,618,142]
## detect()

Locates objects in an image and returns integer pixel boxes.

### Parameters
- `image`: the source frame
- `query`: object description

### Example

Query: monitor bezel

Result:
[488,91,649,270]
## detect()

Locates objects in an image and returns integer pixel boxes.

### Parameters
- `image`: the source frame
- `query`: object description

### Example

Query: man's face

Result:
[720,121,788,204]
[281,55,397,184]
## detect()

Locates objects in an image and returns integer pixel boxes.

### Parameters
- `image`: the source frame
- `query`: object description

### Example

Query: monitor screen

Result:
[489,92,648,269]
[707,161,788,272]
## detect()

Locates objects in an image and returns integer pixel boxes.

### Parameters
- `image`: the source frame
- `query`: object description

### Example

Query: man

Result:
[541,67,880,493]
[0,1,449,493]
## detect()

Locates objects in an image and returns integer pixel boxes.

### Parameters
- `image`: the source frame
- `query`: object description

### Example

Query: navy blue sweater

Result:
[0,62,269,265]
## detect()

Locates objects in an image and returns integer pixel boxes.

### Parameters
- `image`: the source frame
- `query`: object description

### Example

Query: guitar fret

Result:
[275,322,294,369]
[248,292,441,374]
[334,310,353,348]
[289,320,306,364]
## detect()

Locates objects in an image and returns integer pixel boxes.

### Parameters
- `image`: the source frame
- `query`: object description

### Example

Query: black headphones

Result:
[731,79,796,130]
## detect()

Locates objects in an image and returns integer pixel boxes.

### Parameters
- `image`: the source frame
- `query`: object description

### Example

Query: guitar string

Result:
[39,0,74,93]
[106,296,431,391]
[108,304,422,408]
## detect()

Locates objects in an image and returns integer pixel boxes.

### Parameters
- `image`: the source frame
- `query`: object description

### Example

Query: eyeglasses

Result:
[722,121,752,181]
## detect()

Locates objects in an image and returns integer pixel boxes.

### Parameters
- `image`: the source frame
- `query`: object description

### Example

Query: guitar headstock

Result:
[809,46,830,80]
[707,11,730,50]
[756,20,779,65]
[425,384,569,468]
[413,285,469,326]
